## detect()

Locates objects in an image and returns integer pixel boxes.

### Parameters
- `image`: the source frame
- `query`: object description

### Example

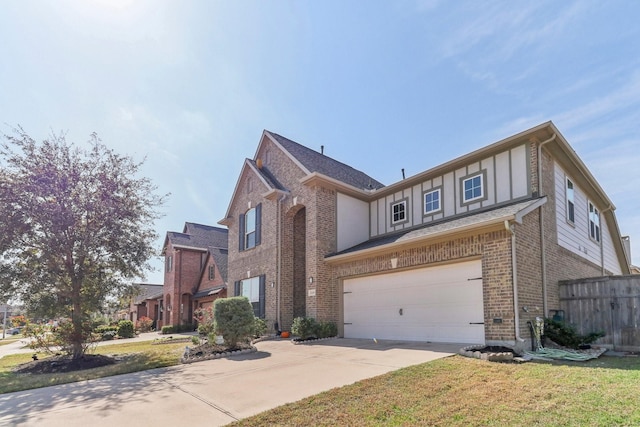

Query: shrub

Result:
[292,317,318,340]
[214,297,255,348]
[10,315,27,327]
[95,325,118,334]
[23,319,98,356]
[317,321,338,338]
[117,320,135,338]
[253,317,267,338]
[136,316,153,333]
[161,325,174,334]
[544,318,605,349]
[194,307,216,336]
[101,330,117,341]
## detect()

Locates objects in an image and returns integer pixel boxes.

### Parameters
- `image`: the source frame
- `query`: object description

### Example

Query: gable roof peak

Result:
[263,130,385,191]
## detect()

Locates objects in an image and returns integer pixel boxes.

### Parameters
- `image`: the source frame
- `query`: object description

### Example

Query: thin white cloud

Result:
[554,73,640,132]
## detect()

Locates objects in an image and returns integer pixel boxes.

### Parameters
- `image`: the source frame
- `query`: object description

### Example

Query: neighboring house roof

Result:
[193,284,227,299]
[132,283,163,305]
[162,222,228,254]
[209,247,228,283]
[326,197,547,262]
[266,131,385,191]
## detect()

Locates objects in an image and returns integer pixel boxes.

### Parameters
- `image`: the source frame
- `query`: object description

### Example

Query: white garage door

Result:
[343,259,485,344]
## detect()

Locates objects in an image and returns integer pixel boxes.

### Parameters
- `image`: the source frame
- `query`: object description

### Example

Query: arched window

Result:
[238,203,261,251]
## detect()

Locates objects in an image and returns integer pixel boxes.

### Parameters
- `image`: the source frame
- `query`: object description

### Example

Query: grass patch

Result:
[0,340,186,394]
[233,355,640,426]
[0,337,23,347]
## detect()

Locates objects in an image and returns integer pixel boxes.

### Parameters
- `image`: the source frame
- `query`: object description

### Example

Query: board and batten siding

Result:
[370,143,530,237]
[336,192,369,252]
[554,162,622,275]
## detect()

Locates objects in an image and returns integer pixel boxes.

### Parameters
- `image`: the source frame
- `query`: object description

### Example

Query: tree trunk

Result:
[71,281,84,360]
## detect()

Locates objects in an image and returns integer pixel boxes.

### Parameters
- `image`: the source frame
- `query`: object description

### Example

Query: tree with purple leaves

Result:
[0,127,166,359]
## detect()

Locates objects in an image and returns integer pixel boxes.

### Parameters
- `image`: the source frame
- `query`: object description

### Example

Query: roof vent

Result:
[401,168,405,180]
[321,145,324,155]
[256,158,263,169]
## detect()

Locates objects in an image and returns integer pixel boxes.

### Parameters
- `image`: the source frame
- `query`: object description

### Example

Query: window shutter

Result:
[238,213,245,251]
[234,280,241,297]
[255,203,262,246]
[258,275,266,318]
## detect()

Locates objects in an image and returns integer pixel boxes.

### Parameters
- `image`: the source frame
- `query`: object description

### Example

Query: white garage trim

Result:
[343,259,485,344]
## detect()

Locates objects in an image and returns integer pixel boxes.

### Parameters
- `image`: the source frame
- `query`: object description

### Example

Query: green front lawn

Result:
[0,340,186,394]
[0,336,23,346]
[233,355,640,426]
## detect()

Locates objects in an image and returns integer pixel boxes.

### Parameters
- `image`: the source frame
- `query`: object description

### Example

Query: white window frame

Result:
[566,177,575,225]
[208,265,215,280]
[589,201,600,243]
[423,188,442,215]
[391,199,408,225]
[463,173,484,204]
[245,208,256,249]
[241,276,260,303]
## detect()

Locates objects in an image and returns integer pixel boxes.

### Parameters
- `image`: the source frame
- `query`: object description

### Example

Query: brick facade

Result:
[222,125,627,349]
[162,246,207,326]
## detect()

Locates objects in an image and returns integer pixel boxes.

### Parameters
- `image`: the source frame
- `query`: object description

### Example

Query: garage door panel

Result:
[343,260,484,344]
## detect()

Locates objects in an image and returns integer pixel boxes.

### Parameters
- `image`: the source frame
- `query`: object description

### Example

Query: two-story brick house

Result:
[160,222,228,328]
[220,122,629,351]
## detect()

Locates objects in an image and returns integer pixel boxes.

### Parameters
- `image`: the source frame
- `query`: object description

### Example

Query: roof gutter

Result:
[326,215,515,264]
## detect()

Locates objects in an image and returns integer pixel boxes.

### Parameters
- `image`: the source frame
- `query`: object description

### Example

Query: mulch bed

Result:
[13,354,116,374]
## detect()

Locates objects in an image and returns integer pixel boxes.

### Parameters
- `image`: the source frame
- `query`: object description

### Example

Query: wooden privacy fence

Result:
[559,275,640,352]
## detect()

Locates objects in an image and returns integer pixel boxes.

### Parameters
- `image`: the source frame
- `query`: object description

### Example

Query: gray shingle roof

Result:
[168,223,228,250]
[209,247,228,283]
[328,198,545,257]
[268,132,385,191]
[247,159,285,191]
[133,284,163,304]
[193,284,226,299]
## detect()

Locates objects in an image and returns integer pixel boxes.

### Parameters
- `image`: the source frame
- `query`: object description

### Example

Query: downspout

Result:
[276,194,287,333]
[601,206,613,275]
[506,220,525,344]
[178,249,183,327]
[537,134,555,317]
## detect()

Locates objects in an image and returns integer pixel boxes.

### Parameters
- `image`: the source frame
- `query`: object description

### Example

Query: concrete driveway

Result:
[0,338,462,426]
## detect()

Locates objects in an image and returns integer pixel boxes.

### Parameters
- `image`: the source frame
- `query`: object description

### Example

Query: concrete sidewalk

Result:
[0,338,462,426]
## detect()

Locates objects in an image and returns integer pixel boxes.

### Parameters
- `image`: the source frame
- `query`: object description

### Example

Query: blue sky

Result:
[2,1,639,283]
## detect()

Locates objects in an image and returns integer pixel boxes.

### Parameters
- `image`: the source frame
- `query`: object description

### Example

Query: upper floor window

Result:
[463,174,484,203]
[424,188,441,215]
[566,178,575,225]
[238,203,261,251]
[166,255,173,273]
[589,202,600,243]
[245,208,256,248]
[391,199,407,225]
[208,265,215,280]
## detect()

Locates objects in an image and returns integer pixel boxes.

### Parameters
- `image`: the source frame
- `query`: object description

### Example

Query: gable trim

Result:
[261,130,311,175]
[219,159,274,226]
